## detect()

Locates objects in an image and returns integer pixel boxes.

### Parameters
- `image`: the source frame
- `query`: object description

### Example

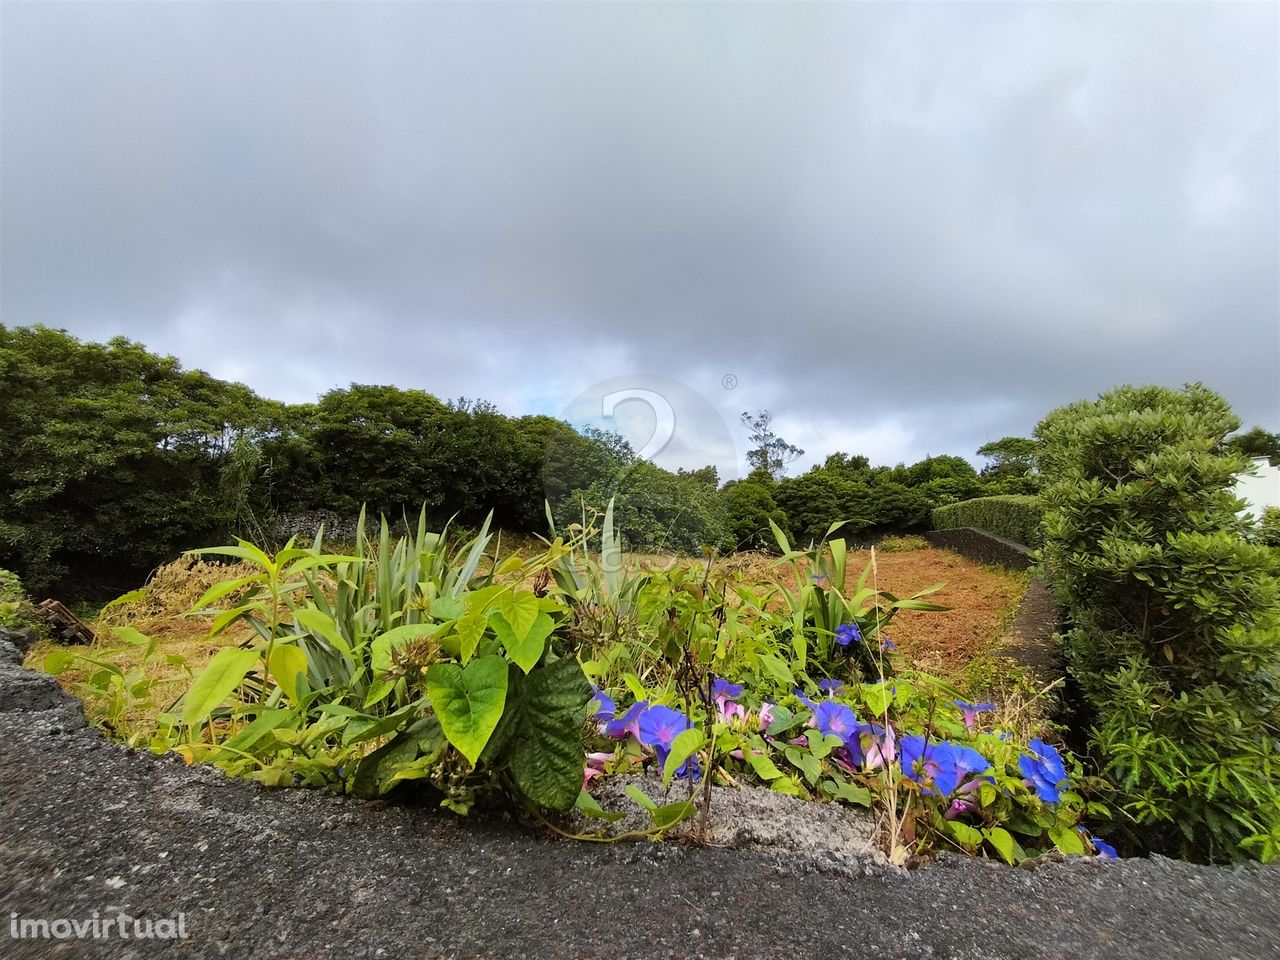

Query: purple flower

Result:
[1019,738,1069,804]
[844,720,896,770]
[810,572,828,587]
[808,701,859,740]
[603,700,648,741]
[953,700,994,733]
[638,705,692,759]
[879,634,897,652]
[900,735,991,797]
[835,622,862,647]
[817,678,845,695]
[757,702,775,731]
[712,678,744,704]
[589,686,616,722]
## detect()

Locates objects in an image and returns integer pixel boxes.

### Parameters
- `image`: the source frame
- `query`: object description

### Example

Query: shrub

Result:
[719,479,789,551]
[931,495,1045,547]
[1037,383,1280,862]
[0,568,32,630]
[1257,507,1280,548]
[878,534,929,553]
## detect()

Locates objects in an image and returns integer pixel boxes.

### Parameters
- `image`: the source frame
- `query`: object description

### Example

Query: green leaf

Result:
[945,820,983,848]
[490,610,555,674]
[625,783,659,812]
[350,715,446,799]
[575,790,626,823]
[823,778,872,807]
[662,727,706,789]
[183,647,260,726]
[985,826,1020,865]
[497,590,539,643]
[426,656,509,767]
[861,681,894,717]
[267,644,309,702]
[295,608,351,657]
[366,623,440,704]
[651,800,697,830]
[744,743,784,781]
[1049,826,1086,856]
[454,607,488,665]
[508,657,592,810]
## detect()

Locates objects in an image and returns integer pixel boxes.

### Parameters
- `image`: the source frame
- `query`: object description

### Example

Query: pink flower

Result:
[757,702,775,731]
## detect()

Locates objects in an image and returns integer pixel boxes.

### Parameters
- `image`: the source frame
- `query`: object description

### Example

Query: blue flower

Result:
[1018,738,1069,804]
[879,634,897,652]
[603,700,648,740]
[817,678,845,695]
[1093,838,1118,859]
[638,705,692,758]
[809,701,859,740]
[835,622,862,647]
[712,678,744,704]
[589,685,616,722]
[900,735,992,797]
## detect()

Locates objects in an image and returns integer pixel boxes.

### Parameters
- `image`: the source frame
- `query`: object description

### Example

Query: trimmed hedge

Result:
[931,495,1044,548]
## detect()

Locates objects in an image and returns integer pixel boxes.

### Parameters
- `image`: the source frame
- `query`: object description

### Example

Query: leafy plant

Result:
[1037,382,1280,862]
[931,495,1045,547]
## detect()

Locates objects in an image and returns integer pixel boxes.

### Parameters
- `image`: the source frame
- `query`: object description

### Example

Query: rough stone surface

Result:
[570,771,887,875]
[2,647,1278,959]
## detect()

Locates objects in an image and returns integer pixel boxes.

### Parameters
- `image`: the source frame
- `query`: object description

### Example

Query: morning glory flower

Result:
[637,705,692,759]
[835,622,862,647]
[712,678,744,705]
[900,736,992,797]
[879,634,897,652]
[757,702,775,731]
[712,678,747,722]
[808,701,859,740]
[1018,738,1069,804]
[817,678,845,695]
[603,700,648,741]
[589,685,616,722]
[1092,838,1118,859]
[953,700,994,733]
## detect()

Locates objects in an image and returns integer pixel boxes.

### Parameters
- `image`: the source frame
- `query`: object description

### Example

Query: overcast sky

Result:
[3,2,1277,480]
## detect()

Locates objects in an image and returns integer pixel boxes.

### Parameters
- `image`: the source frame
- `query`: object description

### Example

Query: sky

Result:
[2,2,1278,482]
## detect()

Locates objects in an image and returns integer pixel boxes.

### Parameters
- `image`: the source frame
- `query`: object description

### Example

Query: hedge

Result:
[930,495,1044,547]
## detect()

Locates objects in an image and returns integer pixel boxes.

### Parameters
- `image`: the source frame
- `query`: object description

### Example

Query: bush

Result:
[1257,507,1280,548]
[720,479,789,551]
[878,534,928,552]
[1037,383,1280,862]
[931,495,1045,547]
[0,568,31,630]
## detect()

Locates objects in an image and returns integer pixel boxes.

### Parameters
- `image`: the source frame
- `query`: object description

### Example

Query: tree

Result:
[719,479,788,551]
[0,325,273,589]
[976,436,1038,478]
[1227,425,1280,465]
[1037,382,1280,862]
[741,410,803,480]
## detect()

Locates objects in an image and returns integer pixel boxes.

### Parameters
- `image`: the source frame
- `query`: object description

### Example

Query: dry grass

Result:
[25,556,259,735]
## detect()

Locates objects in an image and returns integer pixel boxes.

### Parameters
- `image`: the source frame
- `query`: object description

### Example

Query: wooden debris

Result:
[34,599,95,645]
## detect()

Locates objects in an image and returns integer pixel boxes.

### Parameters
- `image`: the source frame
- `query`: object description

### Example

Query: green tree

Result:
[741,410,803,480]
[1037,383,1280,862]
[0,325,273,589]
[1227,425,1280,465]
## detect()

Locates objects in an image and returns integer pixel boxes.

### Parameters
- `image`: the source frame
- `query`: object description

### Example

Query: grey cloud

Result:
[2,1,1276,471]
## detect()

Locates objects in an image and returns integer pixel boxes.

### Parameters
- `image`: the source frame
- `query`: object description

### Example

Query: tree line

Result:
[4,324,1274,595]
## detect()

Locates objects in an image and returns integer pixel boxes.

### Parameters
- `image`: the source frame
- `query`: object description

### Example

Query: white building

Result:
[1235,456,1280,518]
